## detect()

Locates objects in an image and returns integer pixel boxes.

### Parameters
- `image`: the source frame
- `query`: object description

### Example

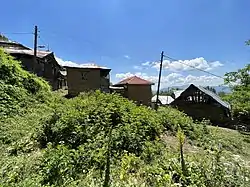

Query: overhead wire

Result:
[163,54,225,80]
[0,32,33,35]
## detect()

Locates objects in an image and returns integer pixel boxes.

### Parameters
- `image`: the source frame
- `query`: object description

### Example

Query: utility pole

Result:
[33,25,38,70]
[155,51,164,111]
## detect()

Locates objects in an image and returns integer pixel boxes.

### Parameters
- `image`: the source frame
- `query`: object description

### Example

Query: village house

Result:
[0,39,66,90]
[111,76,154,106]
[170,84,231,126]
[66,64,111,96]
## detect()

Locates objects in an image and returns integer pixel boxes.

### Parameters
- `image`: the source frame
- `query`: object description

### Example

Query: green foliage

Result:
[224,64,250,88]
[0,54,249,186]
[224,64,250,129]
[0,48,51,116]
[157,106,207,140]
[37,91,164,156]
[0,34,9,41]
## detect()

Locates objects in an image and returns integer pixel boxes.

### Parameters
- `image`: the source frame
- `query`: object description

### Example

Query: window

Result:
[81,71,89,80]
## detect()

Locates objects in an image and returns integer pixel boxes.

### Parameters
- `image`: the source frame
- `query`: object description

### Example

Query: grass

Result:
[209,126,250,161]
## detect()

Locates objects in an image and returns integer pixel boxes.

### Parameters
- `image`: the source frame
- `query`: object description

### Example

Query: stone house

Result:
[0,40,66,90]
[112,76,154,106]
[66,65,111,96]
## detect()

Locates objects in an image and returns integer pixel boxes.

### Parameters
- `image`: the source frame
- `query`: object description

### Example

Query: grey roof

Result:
[0,40,31,50]
[4,48,52,58]
[152,95,174,105]
[176,84,231,109]
[196,85,231,109]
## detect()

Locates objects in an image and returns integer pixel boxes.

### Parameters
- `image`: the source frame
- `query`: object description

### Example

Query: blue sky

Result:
[1,0,250,88]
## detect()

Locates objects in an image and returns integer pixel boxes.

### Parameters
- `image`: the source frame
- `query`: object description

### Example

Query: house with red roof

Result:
[112,76,154,106]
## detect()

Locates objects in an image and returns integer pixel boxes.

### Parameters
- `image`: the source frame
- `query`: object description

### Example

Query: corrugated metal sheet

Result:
[196,85,231,109]
[151,95,174,105]
[64,63,110,69]
[4,48,52,58]
[109,86,124,90]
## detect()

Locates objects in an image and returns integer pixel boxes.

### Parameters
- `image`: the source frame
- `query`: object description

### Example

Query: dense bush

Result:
[0,48,51,116]
[37,91,164,156]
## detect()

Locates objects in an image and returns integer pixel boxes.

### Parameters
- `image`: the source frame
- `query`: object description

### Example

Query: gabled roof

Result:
[4,48,52,58]
[0,40,31,50]
[152,95,174,105]
[115,76,154,85]
[175,84,231,109]
[195,85,231,109]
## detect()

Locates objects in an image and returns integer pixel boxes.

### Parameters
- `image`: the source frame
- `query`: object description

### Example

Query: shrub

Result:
[0,48,51,116]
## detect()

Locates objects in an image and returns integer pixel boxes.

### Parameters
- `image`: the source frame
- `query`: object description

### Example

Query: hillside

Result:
[0,49,250,187]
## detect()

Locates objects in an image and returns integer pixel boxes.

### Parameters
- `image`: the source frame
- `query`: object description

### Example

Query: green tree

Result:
[217,91,226,98]
[224,64,250,129]
[245,40,250,46]
[0,34,9,41]
[204,86,217,94]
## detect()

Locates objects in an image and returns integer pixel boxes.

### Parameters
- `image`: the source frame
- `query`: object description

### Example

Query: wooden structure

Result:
[66,65,111,96]
[112,76,154,106]
[170,84,231,126]
[1,40,66,90]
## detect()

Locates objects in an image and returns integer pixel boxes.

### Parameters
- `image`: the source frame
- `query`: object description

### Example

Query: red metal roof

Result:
[115,76,154,85]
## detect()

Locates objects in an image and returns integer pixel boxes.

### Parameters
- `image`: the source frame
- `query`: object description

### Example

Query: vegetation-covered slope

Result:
[0,49,249,187]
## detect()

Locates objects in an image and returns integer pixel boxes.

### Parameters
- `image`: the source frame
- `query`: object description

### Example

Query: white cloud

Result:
[55,57,108,69]
[115,72,223,90]
[141,57,224,72]
[133,65,143,70]
[124,55,131,60]
[142,61,151,66]
[210,61,224,68]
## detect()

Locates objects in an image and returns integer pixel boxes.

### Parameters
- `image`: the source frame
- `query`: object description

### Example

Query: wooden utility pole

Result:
[155,51,164,111]
[33,25,38,70]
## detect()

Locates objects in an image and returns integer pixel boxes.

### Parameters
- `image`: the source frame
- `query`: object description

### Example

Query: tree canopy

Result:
[0,34,9,41]
[224,63,250,129]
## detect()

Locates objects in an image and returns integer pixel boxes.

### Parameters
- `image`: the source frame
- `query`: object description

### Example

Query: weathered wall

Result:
[171,101,231,126]
[18,55,61,90]
[127,85,152,106]
[67,68,101,96]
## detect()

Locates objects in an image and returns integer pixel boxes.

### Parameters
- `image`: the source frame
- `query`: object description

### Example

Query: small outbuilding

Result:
[112,76,154,106]
[170,84,231,126]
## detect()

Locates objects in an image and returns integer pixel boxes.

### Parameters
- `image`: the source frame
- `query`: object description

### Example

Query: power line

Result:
[163,54,225,80]
[0,32,33,35]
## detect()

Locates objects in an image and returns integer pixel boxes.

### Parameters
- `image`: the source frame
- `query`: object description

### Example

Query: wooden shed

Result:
[170,84,231,126]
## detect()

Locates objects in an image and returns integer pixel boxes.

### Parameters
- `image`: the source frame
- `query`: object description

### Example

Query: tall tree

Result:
[224,64,250,129]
